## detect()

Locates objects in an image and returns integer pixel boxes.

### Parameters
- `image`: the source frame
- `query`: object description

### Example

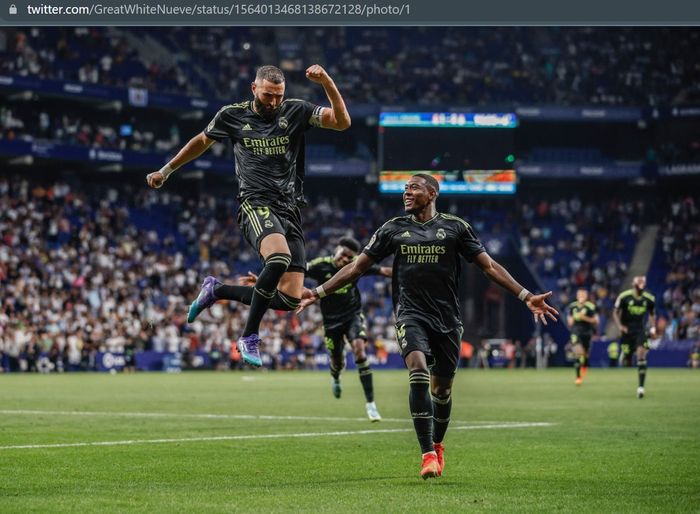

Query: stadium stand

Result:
[3,27,699,106]
[0,26,698,372]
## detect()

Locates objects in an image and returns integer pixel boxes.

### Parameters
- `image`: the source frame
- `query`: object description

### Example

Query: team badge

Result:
[436,228,446,240]
[278,116,289,129]
[264,220,274,228]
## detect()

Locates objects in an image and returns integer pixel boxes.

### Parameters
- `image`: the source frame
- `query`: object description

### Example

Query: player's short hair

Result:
[256,65,285,84]
[338,237,361,253]
[413,173,440,193]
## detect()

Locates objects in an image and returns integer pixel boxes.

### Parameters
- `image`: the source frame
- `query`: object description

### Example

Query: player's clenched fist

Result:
[305,64,330,84]
[146,171,166,189]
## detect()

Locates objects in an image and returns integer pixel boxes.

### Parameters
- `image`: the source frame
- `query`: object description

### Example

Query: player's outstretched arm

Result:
[146,133,215,188]
[305,64,351,131]
[474,252,559,325]
[296,253,375,313]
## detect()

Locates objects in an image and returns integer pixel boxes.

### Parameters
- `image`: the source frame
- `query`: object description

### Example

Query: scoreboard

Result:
[378,112,518,195]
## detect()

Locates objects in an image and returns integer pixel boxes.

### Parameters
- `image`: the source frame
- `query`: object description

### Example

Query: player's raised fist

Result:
[146,171,165,189]
[305,64,330,84]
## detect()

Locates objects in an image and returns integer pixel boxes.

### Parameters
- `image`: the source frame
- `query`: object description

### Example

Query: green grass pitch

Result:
[0,368,698,513]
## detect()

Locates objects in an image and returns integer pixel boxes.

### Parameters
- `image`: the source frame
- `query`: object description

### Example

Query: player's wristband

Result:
[159,164,175,180]
[518,288,530,302]
[315,286,327,298]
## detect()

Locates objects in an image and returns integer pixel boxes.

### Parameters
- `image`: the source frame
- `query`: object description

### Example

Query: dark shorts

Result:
[395,319,462,378]
[323,313,367,359]
[238,199,306,272]
[620,330,650,352]
[571,332,592,352]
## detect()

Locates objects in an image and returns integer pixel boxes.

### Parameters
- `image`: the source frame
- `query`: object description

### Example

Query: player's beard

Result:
[254,97,279,122]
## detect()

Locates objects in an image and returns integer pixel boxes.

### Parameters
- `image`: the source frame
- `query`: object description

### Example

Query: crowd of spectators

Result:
[0,173,696,373]
[515,196,650,330]
[656,196,700,341]
[0,104,188,155]
[0,176,396,373]
[2,27,698,107]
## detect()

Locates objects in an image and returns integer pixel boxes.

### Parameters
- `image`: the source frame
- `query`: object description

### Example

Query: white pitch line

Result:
[0,422,554,451]
[0,409,512,426]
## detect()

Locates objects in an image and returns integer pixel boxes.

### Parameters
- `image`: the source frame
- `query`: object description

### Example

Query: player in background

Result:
[297,174,558,479]
[306,237,391,421]
[567,288,599,385]
[613,275,656,398]
[241,237,391,420]
[146,64,350,367]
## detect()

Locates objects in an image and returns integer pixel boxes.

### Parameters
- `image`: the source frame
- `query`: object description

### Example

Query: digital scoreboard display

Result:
[378,112,518,195]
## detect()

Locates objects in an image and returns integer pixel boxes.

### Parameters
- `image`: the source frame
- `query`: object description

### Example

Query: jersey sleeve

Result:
[363,264,383,276]
[645,293,656,315]
[305,258,325,282]
[456,220,486,262]
[614,292,626,310]
[204,106,236,142]
[295,99,324,129]
[363,223,395,263]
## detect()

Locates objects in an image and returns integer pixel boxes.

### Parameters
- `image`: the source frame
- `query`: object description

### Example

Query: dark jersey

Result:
[306,256,383,329]
[363,212,485,332]
[614,289,655,333]
[568,300,597,337]
[204,99,323,207]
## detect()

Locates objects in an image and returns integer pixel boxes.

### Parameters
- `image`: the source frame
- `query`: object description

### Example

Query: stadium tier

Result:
[0,27,698,373]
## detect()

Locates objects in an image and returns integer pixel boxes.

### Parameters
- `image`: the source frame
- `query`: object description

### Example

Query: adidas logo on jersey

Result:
[401,231,411,238]
[242,123,252,131]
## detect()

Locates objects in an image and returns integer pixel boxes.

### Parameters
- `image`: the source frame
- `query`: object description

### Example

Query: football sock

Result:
[432,393,452,444]
[409,369,434,454]
[356,358,374,403]
[329,361,341,380]
[242,253,290,337]
[214,284,252,304]
[214,285,300,312]
[638,359,647,387]
[574,359,581,378]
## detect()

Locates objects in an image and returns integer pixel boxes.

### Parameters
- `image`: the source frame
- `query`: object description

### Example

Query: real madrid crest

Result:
[436,228,446,240]
[278,116,289,129]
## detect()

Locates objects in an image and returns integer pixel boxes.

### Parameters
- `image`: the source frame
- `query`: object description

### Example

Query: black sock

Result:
[329,360,342,380]
[432,394,452,444]
[243,253,290,337]
[214,286,299,312]
[214,284,253,304]
[574,360,581,378]
[638,359,647,387]
[409,369,434,454]
[269,291,300,311]
[356,358,374,403]
[583,356,589,368]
